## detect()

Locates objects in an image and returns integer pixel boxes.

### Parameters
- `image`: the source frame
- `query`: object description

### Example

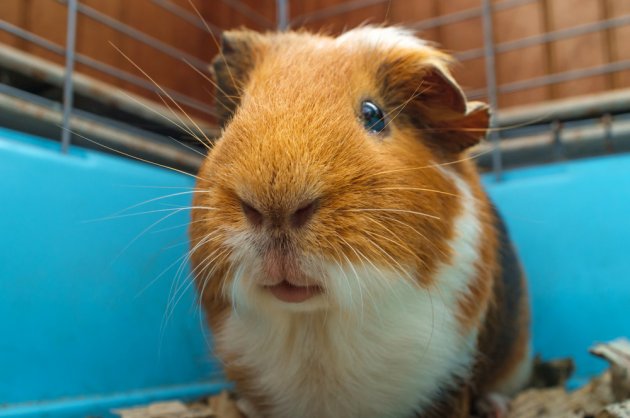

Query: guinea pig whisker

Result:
[152,90,214,150]
[110,42,217,146]
[361,218,429,283]
[418,286,437,364]
[107,189,209,219]
[343,208,440,221]
[171,247,227,321]
[425,112,552,135]
[337,236,389,324]
[136,245,198,299]
[168,136,208,157]
[167,230,221,307]
[336,236,366,323]
[361,233,415,286]
[201,87,240,119]
[154,230,219,299]
[432,150,493,169]
[197,248,231,304]
[155,95,213,150]
[202,245,239,308]
[151,218,208,235]
[164,240,227,331]
[358,237,422,325]
[60,126,209,182]
[374,215,430,250]
[341,234,399,324]
[181,57,240,109]
[86,206,216,223]
[109,42,218,153]
[116,184,199,190]
[139,230,221,309]
[321,236,356,312]
[111,207,199,265]
[230,264,247,317]
[371,187,458,198]
[119,90,212,152]
[365,148,492,180]
[363,217,418,259]
[381,83,431,132]
[187,0,242,99]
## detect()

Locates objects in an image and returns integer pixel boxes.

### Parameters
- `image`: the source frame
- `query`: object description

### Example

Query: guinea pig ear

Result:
[426,96,491,155]
[382,57,490,155]
[211,30,267,126]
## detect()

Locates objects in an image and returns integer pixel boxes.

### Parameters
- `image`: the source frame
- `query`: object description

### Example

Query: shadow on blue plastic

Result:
[0,128,228,417]
[2,127,629,416]
[484,154,630,387]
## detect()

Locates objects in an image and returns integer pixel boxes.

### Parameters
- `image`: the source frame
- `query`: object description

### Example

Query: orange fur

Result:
[190,27,530,417]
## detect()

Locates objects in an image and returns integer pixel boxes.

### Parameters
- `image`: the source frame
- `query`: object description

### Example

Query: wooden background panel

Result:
[453,57,486,95]
[608,0,630,88]
[243,0,277,25]
[74,0,125,89]
[110,1,211,106]
[388,0,437,25]
[0,1,27,49]
[0,0,628,114]
[439,17,483,53]
[289,0,440,40]
[388,0,440,42]
[203,0,275,32]
[494,2,549,107]
[428,0,485,99]
[550,31,610,99]
[546,0,610,98]
[19,0,67,65]
[438,0,480,15]
[292,2,390,34]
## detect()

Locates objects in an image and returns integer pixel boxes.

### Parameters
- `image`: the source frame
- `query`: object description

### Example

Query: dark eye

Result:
[360,101,387,134]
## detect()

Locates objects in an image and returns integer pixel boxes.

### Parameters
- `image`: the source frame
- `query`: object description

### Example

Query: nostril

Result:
[291,199,319,228]
[240,200,263,226]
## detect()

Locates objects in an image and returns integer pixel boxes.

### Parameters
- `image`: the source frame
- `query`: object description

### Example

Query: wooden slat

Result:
[547,0,609,100]
[494,1,549,107]
[23,0,67,65]
[609,0,630,88]
[0,1,26,49]
[435,0,485,97]
[75,0,125,89]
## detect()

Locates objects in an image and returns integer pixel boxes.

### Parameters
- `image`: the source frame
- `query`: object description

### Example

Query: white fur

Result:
[218,168,484,418]
[336,26,430,51]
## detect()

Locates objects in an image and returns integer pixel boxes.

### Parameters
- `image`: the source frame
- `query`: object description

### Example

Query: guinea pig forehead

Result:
[243,49,357,113]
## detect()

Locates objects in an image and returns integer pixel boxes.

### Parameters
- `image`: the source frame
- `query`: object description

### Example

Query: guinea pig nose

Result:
[240,200,263,227]
[291,199,319,228]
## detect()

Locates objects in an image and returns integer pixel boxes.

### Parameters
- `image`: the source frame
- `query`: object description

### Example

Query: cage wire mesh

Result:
[0,0,629,177]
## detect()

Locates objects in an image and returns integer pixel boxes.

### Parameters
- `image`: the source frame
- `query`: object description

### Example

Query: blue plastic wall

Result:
[484,156,630,386]
[0,128,226,418]
[1,126,629,416]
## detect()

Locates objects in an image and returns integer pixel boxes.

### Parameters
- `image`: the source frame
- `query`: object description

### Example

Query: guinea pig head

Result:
[190,27,490,316]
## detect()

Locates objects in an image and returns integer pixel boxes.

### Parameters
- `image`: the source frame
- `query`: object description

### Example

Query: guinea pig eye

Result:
[360,101,387,134]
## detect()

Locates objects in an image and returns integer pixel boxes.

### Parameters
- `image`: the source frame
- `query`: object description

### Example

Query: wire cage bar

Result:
[60,0,78,153]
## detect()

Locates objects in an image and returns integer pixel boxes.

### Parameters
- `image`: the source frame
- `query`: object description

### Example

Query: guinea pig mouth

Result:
[264,281,323,303]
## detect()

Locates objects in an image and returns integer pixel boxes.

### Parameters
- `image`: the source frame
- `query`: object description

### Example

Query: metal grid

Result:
[0,0,629,179]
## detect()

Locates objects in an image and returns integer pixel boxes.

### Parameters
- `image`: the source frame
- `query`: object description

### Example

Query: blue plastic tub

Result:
[1,127,629,417]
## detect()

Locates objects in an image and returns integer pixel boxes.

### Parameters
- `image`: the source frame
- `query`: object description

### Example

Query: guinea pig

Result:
[189,26,531,418]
